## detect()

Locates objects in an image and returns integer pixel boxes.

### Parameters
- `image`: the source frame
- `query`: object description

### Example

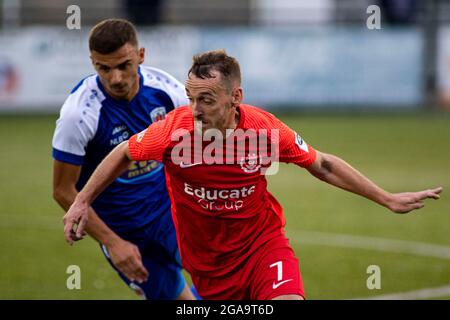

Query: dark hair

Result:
[89,19,138,54]
[188,49,241,88]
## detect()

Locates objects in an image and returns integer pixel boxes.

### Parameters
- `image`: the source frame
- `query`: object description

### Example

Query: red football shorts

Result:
[191,236,305,300]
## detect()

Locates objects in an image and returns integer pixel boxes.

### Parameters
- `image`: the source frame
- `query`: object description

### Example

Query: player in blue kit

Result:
[52,19,196,299]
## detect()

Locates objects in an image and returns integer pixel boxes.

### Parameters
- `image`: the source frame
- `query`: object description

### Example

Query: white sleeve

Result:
[52,90,100,165]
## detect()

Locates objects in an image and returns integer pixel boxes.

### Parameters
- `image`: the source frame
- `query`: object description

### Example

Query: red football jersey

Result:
[128,104,317,278]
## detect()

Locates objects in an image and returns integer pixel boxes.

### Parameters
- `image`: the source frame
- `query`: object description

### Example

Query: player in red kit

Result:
[129,102,315,299]
[63,49,443,300]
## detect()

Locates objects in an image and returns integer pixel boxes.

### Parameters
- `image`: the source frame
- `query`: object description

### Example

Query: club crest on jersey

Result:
[295,132,309,153]
[240,153,262,173]
[150,107,167,123]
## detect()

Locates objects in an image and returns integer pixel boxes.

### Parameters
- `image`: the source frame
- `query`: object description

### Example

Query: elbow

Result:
[308,152,334,181]
[311,169,329,182]
[52,187,64,204]
[320,155,334,176]
[53,186,74,208]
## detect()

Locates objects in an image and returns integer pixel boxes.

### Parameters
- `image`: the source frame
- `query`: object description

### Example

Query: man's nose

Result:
[192,102,203,118]
[110,69,123,85]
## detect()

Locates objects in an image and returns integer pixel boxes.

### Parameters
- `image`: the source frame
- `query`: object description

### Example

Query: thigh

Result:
[249,238,305,300]
[191,237,305,300]
[101,243,186,300]
[191,271,248,300]
[100,210,186,299]
[142,209,182,268]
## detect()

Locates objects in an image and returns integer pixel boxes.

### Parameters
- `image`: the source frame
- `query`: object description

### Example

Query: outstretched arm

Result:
[54,159,148,283]
[62,141,132,243]
[306,151,443,213]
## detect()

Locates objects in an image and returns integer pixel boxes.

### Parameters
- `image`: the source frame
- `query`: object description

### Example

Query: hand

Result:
[386,187,443,214]
[63,199,89,245]
[106,239,149,284]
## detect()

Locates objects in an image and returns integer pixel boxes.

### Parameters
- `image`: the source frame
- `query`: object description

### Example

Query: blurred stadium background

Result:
[0,0,449,299]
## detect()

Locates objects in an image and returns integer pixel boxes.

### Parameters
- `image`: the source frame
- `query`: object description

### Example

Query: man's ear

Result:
[138,47,145,64]
[231,87,243,106]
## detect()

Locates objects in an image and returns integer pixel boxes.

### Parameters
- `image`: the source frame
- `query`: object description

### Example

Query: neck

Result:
[234,107,240,127]
[221,107,240,136]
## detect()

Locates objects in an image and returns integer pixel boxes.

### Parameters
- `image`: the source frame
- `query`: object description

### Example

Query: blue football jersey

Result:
[52,66,188,233]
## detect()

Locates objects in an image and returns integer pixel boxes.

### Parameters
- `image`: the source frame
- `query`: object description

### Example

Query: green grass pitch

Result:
[0,112,449,299]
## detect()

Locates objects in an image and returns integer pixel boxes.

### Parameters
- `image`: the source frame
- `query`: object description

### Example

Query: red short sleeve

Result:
[128,106,194,162]
[128,119,169,162]
[274,118,317,168]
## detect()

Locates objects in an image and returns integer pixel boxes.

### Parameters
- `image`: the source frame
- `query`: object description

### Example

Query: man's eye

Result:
[100,66,110,72]
[118,63,130,70]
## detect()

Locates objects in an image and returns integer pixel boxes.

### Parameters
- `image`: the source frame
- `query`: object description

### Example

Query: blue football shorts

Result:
[100,210,185,300]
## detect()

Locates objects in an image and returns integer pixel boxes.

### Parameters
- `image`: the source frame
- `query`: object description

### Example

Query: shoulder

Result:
[239,104,283,129]
[140,66,185,93]
[128,106,193,161]
[139,66,187,107]
[161,105,193,130]
[55,75,106,138]
[144,105,193,141]
[59,75,105,122]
